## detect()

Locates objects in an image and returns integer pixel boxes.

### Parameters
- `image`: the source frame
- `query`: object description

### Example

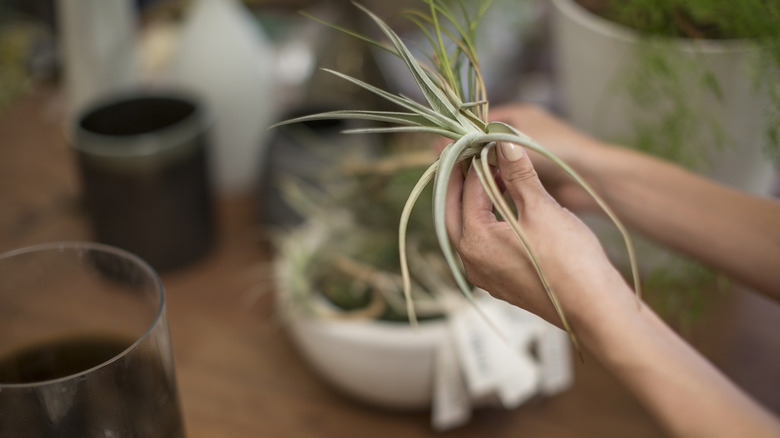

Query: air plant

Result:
[273,0,641,349]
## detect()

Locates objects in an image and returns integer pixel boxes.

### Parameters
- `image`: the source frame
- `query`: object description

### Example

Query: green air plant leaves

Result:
[272,0,641,350]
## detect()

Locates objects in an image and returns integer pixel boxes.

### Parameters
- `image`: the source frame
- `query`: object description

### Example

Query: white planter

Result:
[277,289,575,430]
[284,311,447,410]
[272,217,575,429]
[550,0,775,196]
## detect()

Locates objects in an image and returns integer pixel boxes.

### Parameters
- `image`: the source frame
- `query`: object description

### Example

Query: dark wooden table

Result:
[2,86,779,438]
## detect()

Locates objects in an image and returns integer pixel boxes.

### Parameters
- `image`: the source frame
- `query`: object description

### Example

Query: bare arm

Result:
[491,104,780,301]
[583,144,780,299]
[583,285,780,438]
[445,136,780,438]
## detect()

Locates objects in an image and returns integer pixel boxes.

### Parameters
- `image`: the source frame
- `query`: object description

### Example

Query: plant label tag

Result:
[482,294,545,347]
[491,338,540,408]
[482,295,573,397]
[537,325,574,395]
[481,297,541,408]
[432,333,472,431]
[448,303,501,400]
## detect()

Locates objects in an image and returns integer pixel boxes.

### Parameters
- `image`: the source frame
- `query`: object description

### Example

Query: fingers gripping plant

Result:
[274,0,641,349]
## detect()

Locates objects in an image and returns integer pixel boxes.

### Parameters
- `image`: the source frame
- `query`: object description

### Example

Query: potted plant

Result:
[550,0,780,195]
[272,153,454,411]
[270,0,642,428]
[272,144,573,430]
[547,0,780,327]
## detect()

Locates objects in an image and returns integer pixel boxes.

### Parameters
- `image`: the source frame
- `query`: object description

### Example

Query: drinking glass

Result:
[0,242,186,437]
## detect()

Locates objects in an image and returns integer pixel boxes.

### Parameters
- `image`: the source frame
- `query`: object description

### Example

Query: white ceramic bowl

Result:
[283,309,448,410]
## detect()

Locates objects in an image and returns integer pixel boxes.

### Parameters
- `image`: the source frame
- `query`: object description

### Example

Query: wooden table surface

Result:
[2,86,779,438]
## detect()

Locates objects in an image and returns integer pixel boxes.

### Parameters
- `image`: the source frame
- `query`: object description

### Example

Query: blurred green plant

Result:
[0,21,36,110]
[583,0,780,165]
[641,254,730,334]
[275,141,453,322]
[586,0,780,40]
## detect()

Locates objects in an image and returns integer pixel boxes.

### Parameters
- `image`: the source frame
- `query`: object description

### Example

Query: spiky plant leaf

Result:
[275,1,642,349]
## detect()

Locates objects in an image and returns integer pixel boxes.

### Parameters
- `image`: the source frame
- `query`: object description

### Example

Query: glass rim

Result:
[70,89,215,159]
[0,241,167,388]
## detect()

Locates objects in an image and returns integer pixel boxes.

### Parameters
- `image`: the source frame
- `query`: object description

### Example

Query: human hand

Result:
[490,104,607,213]
[444,140,633,330]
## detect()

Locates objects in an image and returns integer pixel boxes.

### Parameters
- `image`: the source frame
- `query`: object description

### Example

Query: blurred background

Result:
[0,0,551,199]
[1,1,779,436]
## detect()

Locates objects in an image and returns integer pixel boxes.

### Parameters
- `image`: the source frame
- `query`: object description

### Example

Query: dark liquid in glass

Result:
[0,336,128,383]
[0,335,185,438]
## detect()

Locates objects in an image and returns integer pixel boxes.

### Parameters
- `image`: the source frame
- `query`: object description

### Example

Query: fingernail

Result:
[499,141,524,161]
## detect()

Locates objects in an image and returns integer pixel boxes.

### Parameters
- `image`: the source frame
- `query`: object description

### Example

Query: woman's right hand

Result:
[444,138,635,330]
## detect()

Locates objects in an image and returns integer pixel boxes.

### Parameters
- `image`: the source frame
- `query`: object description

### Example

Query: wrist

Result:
[567,269,642,356]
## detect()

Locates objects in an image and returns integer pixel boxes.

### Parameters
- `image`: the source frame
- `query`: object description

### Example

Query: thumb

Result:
[496,141,547,207]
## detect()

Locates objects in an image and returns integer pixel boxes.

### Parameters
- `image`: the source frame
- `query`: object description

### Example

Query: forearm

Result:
[570,144,780,436]
[581,145,780,299]
[577,291,780,438]
[490,105,780,436]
